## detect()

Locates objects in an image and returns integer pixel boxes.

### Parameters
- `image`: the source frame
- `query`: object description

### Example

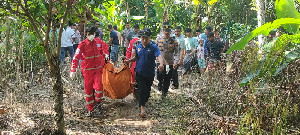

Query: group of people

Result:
[65,20,227,118]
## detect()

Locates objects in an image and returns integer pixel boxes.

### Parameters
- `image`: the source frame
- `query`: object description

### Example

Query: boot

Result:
[96,104,103,115]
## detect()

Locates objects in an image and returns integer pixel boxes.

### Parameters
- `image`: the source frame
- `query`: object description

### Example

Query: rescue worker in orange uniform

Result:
[70,26,109,117]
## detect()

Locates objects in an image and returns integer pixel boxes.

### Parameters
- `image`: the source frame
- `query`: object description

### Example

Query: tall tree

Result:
[256,0,266,46]
[145,0,149,20]
[0,0,72,134]
[126,0,131,22]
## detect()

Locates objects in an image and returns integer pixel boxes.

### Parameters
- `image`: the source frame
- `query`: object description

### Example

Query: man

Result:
[126,30,142,102]
[126,24,140,56]
[127,24,140,42]
[182,28,199,76]
[113,25,122,46]
[171,26,185,89]
[126,30,142,82]
[203,26,212,61]
[122,22,133,55]
[125,28,164,118]
[214,29,221,41]
[71,23,81,51]
[195,29,201,40]
[94,21,103,40]
[107,24,120,66]
[156,21,175,40]
[207,32,224,71]
[156,25,179,99]
[70,26,109,117]
[60,22,76,63]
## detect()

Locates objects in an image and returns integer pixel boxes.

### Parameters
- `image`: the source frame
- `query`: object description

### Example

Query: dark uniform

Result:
[207,40,223,70]
[156,25,179,98]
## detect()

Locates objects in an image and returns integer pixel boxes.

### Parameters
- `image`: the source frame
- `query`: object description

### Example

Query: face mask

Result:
[87,35,95,41]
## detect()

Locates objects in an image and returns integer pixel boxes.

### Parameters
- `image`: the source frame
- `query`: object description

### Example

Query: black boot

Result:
[96,104,103,115]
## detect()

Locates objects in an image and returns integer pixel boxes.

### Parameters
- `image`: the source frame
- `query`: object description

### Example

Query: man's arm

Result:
[100,40,109,56]
[108,38,113,46]
[70,45,83,72]
[118,33,122,45]
[173,40,180,68]
[108,32,113,46]
[126,55,138,64]
[178,38,186,66]
[190,39,199,56]
[157,55,164,71]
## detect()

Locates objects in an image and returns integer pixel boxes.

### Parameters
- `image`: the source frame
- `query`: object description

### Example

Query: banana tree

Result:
[226,0,300,86]
[93,0,125,40]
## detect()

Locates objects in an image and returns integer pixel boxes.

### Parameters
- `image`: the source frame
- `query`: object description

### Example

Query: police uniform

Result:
[156,25,179,97]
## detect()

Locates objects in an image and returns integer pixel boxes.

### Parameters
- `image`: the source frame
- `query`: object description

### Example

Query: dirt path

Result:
[1,66,198,134]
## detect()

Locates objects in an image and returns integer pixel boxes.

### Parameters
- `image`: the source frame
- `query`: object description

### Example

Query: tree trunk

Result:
[145,0,149,21]
[196,4,202,31]
[5,19,11,72]
[256,0,265,47]
[126,0,130,22]
[50,59,65,134]
[163,10,168,22]
[17,28,24,90]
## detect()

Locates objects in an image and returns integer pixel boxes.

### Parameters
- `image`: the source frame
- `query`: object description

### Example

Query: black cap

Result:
[175,26,181,30]
[163,25,172,32]
[163,21,169,25]
[141,28,151,37]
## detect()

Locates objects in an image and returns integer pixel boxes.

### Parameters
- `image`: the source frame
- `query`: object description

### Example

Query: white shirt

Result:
[61,27,75,47]
[71,30,81,44]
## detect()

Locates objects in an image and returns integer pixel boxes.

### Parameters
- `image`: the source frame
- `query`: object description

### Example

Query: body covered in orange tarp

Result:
[102,62,134,99]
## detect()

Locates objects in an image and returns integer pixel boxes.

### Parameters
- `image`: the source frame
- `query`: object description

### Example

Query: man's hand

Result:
[173,63,178,69]
[70,72,76,79]
[158,64,164,71]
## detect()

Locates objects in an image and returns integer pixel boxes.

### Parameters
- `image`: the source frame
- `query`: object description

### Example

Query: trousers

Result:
[136,72,154,107]
[171,66,179,87]
[82,68,104,111]
[157,65,174,94]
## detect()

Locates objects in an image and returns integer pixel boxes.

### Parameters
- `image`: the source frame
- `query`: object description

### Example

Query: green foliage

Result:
[169,3,195,28]
[275,0,300,34]
[23,32,46,64]
[153,0,164,21]
[221,21,254,44]
[240,34,299,86]
[227,18,300,54]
